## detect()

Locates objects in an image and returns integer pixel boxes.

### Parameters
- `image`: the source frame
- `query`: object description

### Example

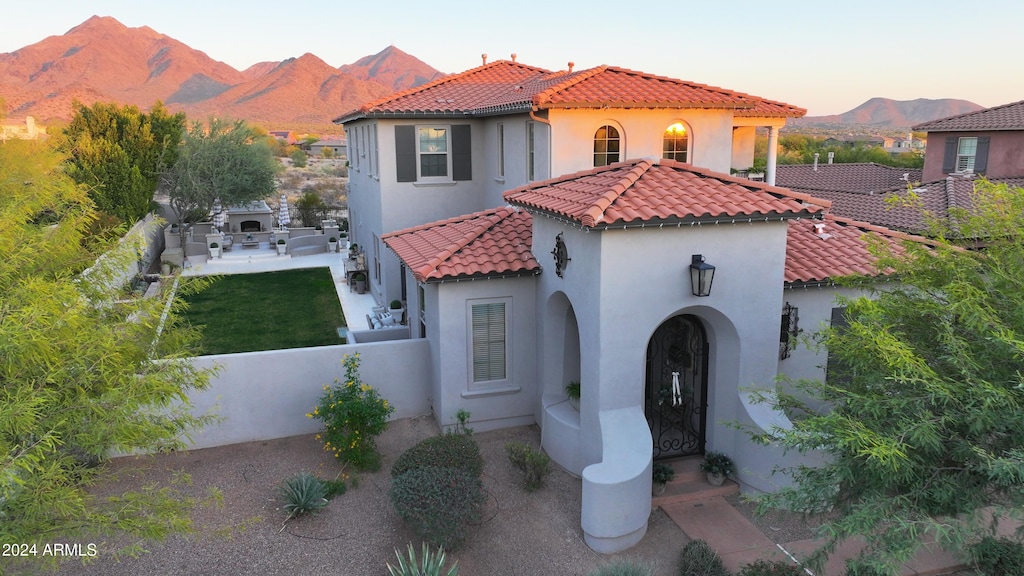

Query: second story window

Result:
[594,125,620,167]
[396,125,472,183]
[663,123,689,163]
[418,127,449,178]
[526,122,536,181]
[497,123,505,179]
[957,137,978,172]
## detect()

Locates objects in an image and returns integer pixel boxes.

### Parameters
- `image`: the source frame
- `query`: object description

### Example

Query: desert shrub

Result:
[386,542,459,576]
[588,558,654,576]
[279,472,328,519]
[738,558,804,575]
[390,466,485,550]
[678,539,728,576]
[320,476,348,500]
[506,441,551,492]
[391,433,483,479]
[968,536,1024,576]
[308,353,395,471]
[843,560,889,576]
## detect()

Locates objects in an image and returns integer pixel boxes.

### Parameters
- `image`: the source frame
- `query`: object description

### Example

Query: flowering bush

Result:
[308,353,394,470]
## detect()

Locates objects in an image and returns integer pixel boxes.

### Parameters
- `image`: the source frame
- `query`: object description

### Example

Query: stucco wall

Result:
[547,108,735,176]
[922,130,1024,181]
[429,276,539,432]
[184,340,431,449]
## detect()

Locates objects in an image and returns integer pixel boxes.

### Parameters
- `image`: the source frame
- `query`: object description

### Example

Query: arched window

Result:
[663,122,689,163]
[594,125,620,167]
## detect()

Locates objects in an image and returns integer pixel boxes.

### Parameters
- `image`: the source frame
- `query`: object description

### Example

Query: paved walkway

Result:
[662,496,969,575]
[180,247,380,330]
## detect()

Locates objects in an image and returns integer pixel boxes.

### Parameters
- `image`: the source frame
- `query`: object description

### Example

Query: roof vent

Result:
[511,53,517,62]
[814,222,832,239]
[481,53,488,65]
[813,153,819,171]
[568,61,574,73]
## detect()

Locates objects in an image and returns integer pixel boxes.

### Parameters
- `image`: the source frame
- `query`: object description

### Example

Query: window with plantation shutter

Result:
[471,300,507,383]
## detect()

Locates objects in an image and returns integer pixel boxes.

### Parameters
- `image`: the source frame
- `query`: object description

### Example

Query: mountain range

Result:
[0,16,442,130]
[0,16,982,132]
[793,97,983,129]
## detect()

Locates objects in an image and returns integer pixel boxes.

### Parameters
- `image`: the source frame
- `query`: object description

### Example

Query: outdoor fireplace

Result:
[240,220,262,232]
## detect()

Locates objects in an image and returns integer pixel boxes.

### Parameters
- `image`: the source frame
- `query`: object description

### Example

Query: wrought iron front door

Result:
[645,314,708,460]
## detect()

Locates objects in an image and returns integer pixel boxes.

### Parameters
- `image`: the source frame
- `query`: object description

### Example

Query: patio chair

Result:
[221,235,233,251]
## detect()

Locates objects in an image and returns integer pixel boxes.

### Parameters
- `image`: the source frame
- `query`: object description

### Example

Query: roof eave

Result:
[537,101,753,111]
[423,268,542,284]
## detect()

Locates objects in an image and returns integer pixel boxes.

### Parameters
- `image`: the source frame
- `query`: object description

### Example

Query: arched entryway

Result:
[645,314,708,460]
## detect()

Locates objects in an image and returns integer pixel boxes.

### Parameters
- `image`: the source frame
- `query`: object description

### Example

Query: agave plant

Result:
[279,472,328,520]
[387,542,458,576]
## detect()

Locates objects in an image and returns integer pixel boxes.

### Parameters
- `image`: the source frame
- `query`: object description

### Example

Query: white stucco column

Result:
[766,125,780,186]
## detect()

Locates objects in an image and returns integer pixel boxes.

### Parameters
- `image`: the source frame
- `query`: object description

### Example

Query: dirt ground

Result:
[46,418,691,576]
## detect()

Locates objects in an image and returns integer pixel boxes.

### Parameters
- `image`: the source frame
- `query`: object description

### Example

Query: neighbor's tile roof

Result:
[776,163,922,194]
[803,175,1024,233]
[382,206,539,282]
[912,99,1024,131]
[784,215,929,285]
[334,60,805,122]
[504,158,825,228]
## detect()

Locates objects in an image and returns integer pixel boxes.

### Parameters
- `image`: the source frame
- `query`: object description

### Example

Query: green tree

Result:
[748,180,1024,573]
[295,189,327,227]
[290,148,307,168]
[58,101,184,224]
[0,139,215,572]
[162,117,278,229]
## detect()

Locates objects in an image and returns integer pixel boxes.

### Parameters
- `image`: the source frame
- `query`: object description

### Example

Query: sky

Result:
[5,0,1022,117]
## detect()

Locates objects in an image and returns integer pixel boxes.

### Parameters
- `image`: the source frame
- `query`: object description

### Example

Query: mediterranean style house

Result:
[914,99,1024,182]
[333,59,928,553]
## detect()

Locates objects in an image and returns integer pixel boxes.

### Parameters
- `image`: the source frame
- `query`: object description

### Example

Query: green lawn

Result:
[181,268,346,355]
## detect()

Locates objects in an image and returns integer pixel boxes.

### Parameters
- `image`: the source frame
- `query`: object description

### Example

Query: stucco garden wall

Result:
[184,340,431,449]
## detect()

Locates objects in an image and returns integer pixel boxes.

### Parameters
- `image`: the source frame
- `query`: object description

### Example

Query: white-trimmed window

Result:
[371,124,379,178]
[957,137,978,172]
[594,125,621,167]
[663,122,689,162]
[418,127,449,178]
[469,298,509,383]
[497,123,505,179]
[526,121,536,181]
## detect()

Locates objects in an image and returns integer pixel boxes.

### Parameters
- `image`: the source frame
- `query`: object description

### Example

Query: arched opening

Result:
[645,314,708,460]
[594,125,621,167]
[663,122,689,163]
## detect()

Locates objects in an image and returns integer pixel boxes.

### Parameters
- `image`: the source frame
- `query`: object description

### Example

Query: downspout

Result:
[530,107,552,181]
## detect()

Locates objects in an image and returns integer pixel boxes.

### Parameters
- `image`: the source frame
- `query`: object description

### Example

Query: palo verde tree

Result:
[162,117,278,230]
[58,101,185,224]
[747,180,1024,574]
[0,138,216,573]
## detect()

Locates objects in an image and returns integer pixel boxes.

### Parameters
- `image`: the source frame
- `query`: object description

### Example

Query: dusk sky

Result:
[5,0,1021,116]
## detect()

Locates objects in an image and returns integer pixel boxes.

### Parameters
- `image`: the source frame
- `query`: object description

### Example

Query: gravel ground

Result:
[724,493,828,545]
[39,418,690,576]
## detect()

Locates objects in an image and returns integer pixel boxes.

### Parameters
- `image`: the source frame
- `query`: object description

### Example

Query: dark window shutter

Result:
[942,136,957,173]
[395,125,416,182]
[452,125,472,181]
[826,307,850,386]
[974,136,990,174]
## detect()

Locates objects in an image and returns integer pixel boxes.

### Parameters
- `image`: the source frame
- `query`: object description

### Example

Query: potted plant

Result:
[208,242,220,259]
[700,451,734,486]
[565,381,581,411]
[328,237,338,252]
[277,238,287,255]
[353,272,367,294]
[652,462,675,495]
[349,243,359,259]
[389,299,404,323]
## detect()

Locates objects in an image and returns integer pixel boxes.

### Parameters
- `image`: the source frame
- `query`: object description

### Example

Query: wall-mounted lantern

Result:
[689,254,715,297]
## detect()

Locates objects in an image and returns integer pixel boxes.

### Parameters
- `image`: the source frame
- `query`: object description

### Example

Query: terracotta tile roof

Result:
[785,215,930,285]
[333,60,805,123]
[912,99,1024,132]
[382,206,539,282]
[503,158,826,228]
[802,175,1024,233]
[735,97,807,118]
[776,163,922,194]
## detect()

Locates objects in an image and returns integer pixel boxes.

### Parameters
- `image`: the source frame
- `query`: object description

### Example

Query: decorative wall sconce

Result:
[551,233,570,277]
[689,254,715,297]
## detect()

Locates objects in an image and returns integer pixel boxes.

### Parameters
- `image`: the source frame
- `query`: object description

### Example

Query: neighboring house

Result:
[309,139,346,157]
[332,59,933,553]
[822,135,885,147]
[268,130,297,145]
[914,99,1024,181]
[776,162,921,194]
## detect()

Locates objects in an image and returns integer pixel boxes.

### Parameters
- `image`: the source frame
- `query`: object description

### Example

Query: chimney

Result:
[827,151,834,164]
[813,152,819,171]
[510,53,517,63]
[568,61,574,73]
[481,53,488,65]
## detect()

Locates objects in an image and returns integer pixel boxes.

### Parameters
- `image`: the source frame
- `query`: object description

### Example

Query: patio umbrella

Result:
[278,194,291,229]
[212,198,225,232]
